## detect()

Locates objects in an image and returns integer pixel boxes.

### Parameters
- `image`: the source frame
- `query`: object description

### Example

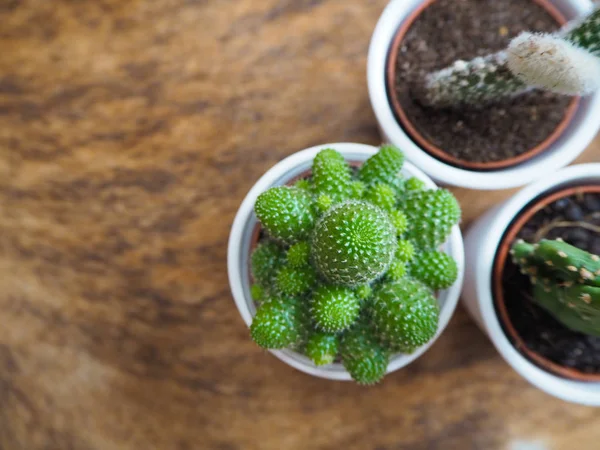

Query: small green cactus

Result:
[293,179,312,192]
[395,240,416,263]
[315,194,333,213]
[251,241,285,289]
[312,201,397,286]
[355,284,373,301]
[276,265,316,296]
[306,332,339,366]
[250,297,308,349]
[405,177,426,193]
[341,318,390,385]
[311,286,360,332]
[404,189,461,251]
[363,183,396,212]
[371,279,440,350]
[349,180,366,199]
[313,149,352,203]
[390,210,408,235]
[387,260,407,281]
[512,239,600,336]
[410,251,459,290]
[415,8,600,108]
[255,186,315,244]
[287,241,310,268]
[358,145,405,186]
[249,145,460,384]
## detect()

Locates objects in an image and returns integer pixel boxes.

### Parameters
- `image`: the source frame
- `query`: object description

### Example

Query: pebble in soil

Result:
[502,191,600,373]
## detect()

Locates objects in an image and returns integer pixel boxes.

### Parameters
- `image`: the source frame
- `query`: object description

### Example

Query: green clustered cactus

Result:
[512,239,600,336]
[249,145,461,384]
[306,332,339,366]
[416,7,600,107]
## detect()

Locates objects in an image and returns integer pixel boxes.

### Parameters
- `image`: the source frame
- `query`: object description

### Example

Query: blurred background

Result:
[2,1,600,449]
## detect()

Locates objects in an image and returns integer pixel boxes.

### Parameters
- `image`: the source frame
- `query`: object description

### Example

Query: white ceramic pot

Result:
[228,143,465,381]
[462,163,600,405]
[367,0,600,190]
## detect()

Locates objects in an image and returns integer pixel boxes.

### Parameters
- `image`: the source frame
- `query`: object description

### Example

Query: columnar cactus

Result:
[416,7,600,107]
[512,239,600,336]
[248,145,461,384]
[312,149,352,203]
[416,53,527,108]
[358,144,405,185]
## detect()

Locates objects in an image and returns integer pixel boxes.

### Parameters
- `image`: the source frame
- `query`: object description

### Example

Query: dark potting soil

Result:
[501,191,600,374]
[393,0,574,165]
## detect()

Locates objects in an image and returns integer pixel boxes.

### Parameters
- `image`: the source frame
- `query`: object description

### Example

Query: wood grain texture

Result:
[1,1,600,449]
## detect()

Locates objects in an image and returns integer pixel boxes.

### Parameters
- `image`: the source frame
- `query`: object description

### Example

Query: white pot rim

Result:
[367,0,600,190]
[227,142,465,381]
[473,163,600,405]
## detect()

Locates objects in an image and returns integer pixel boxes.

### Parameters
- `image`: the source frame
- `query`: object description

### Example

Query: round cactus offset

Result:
[405,177,426,193]
[404,189,461,251]
[390,211,408,236]
[340,319,390,385]
[255,186,315,244]
[306,332,339,366]
[250,297,308,349]
[248,145,460,384]
[355,284,373,302]
[349,180,366,200]
[312,201,397,286]
[371,279,440,350]
[251,241,285,289]
[311,286,360,332]
[396,240,416,263]
[287,241,310,268]
[276,265,316,296]
[387,260,407,281]
[364,183,396,212]
[410,251,459,290]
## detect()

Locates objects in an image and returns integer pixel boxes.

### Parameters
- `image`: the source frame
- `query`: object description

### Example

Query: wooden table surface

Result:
[2,1,600,449]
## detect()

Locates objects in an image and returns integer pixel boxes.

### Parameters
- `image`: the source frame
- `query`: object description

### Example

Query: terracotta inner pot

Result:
[386,0,580,171]
[493,184,600,382]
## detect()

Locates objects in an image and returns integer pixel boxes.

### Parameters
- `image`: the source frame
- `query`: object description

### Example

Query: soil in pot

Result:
[390,0,575,168]
[499,189,600,376]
